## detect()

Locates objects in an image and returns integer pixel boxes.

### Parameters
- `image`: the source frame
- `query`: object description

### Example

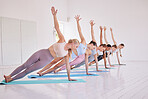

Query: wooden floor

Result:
[0,61,148,99]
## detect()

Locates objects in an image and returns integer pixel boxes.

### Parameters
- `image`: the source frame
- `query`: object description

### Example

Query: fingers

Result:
[100,26,103,30]
[90,20,95,26]
[74,15,82,21]
[51,6,58,15]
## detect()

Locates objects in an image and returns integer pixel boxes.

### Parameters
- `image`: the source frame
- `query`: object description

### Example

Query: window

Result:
[54,22,64,42]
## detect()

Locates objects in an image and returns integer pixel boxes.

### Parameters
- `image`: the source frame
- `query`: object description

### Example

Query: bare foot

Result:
[37,72,43,76]
[4,75,12,83]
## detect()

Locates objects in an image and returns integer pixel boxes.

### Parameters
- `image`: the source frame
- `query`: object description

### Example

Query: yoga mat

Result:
[28,74,99,78]
[73,67,115,71]
[55,70,109,74]
[91,64,126,66]
[0,79,86,85]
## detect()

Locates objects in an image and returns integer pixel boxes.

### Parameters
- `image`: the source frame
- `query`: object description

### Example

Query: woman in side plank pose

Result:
[4,6,79,82]
[103,27,124,66]
[37,16,99,75]
[110,27,125,65]
[72,21,108,69]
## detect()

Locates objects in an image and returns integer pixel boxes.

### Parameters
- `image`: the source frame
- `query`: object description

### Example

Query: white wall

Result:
[0,0,68,49]
[66,0,148,61]
[0,17,2,65]
[21,20,37,63]
[0,0,68,65]
[2,17,22,65]
[0,0,147,64]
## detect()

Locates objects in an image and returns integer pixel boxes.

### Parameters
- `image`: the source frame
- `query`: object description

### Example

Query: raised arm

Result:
[90,20,96,42]
[51,7,65,43]
[104,26,109,45]
[75,15,86,45]
[100,26,103,45]
[110,28,117,45]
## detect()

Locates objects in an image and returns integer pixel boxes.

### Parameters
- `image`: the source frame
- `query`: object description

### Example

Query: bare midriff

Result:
[48,45,57,58]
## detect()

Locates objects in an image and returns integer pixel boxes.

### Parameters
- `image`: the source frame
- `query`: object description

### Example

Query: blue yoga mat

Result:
[91,64,126,66]
[73,67,115,71]
[28,74,99,78]
[55,70,109,74]
[0,79,86,85]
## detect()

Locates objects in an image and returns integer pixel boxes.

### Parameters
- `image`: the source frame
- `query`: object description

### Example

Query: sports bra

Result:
[53,42,68,57]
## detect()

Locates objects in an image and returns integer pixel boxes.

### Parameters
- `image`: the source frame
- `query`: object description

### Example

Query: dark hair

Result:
[99,44,107,47]
[112,45,117,48]
[120,43,124,47]
[107,44,111,47]
[89,41,97,46]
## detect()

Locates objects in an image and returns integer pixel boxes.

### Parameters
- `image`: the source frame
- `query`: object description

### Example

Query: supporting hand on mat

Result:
[86,73,93,75]
[69,78,77,81]
[110,65,115,67]
[96,69,103,72]
[105,67,110,69]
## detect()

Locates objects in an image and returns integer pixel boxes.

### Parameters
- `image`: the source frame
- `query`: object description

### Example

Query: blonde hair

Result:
[68,39,79,59]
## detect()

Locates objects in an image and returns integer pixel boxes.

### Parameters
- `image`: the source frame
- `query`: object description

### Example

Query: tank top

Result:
[97,50,103,55]
[91,48,97,56]
[69,43,87,62]
[53,42,68,57]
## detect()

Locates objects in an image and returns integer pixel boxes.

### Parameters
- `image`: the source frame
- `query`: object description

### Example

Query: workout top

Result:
[97,50,103,55]
[91,48,97,56]
[69,43,87,62]
[110,48,119,53]
[53,42,68,57]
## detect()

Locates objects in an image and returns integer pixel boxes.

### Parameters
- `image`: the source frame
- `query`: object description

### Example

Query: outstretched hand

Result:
[51,6,58,16]
[74,15,82,22]
[110,27,112,31]
[100,26,103,31]
[90,20,95,26]
[104,26,107,31]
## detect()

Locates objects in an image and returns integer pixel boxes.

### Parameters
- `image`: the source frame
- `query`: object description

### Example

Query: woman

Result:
[4,6,79,82]
[73,21,107,69]
[53,20,107,73]
[104,27,124,67]
[37,15,98,75]
[110,27,125,65]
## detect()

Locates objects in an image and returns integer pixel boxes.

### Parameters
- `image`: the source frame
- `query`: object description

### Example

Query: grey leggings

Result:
[10,49,54,80]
